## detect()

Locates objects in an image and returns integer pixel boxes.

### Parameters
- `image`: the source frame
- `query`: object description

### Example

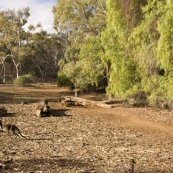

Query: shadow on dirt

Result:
[29,138,53,141]
[33,109,72,118]
[2,158,94,172]
[0,96,39,104]
[2,158,165,173]
[0,113,16,117]
[50,109,72,117]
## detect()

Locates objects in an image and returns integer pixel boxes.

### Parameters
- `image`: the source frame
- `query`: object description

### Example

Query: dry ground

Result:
[0,84,173,173]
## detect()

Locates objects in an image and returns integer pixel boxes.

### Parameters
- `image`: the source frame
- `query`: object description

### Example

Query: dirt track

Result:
[0,85,173,172]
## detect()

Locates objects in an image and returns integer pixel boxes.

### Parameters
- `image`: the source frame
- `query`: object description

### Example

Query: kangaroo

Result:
[0,120,30,139]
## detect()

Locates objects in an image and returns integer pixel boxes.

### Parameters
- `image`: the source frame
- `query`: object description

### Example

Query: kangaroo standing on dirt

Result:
[0,120,30,139]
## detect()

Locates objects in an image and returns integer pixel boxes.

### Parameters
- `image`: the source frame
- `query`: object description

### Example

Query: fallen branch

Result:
[63,96,113,108]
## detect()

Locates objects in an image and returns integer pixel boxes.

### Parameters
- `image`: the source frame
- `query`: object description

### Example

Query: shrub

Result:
[57,73,74,90]
[13,74,35,87]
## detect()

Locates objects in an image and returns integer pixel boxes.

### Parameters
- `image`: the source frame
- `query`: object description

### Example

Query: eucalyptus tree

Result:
[0,7,30,79]
[26,27,63,81]
[149,0,173,99]
[53,0,106,41]
[53,0,107,90]
[156,0,173,73]
[127,0,173,101]
[78,36,107,88]
[100,0,148,97]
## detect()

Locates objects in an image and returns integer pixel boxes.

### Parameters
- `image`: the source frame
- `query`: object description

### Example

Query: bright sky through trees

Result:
[0,0,57,33]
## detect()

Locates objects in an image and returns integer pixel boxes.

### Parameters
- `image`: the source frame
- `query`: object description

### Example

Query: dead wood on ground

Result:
[62,96,113,108]
[35,99,51,117]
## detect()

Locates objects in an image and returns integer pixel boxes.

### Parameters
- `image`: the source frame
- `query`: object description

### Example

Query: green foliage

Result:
[13,74,35,87]
[128,1,156,93]
[58,36,107,90]
[61,61,89,90]
[26,30,62,81]
[101,0,139,97]
[53,0,107,90]
[57,73,74,89]
[79,36,106,86]
[156,1,173,73]
[53,0,106,36]
[126,0,173,103]
[0,8,63,82]
[0,8,30,73]
[53,0,173,104]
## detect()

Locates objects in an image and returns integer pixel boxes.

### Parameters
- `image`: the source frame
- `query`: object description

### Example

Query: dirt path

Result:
[94,107,173,136]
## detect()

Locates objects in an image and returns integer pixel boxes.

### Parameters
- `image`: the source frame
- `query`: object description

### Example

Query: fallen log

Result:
[35,99,51,117]
[63,96,113,108]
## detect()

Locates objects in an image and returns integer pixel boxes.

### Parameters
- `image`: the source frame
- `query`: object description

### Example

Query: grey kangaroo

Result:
[0,120,30,139]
